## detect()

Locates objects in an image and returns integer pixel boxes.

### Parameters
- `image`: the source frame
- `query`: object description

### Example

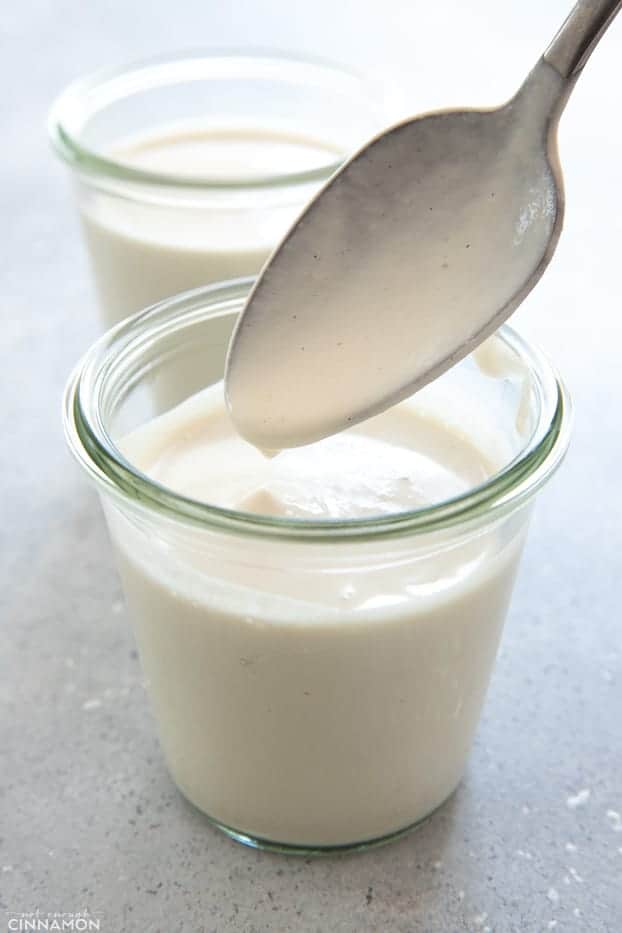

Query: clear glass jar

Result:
[49,51,386,328]
[63,279,571,854]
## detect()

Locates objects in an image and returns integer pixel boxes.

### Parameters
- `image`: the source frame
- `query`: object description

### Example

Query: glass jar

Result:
[49,51,386,329]
[63,279,571,854]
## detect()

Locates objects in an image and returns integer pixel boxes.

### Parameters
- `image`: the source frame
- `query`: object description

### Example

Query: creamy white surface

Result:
[113,125,339,180]
[123,382,492,518]
[109,382,528,845]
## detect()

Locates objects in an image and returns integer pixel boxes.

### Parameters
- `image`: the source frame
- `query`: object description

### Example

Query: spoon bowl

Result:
[226,1,621,450]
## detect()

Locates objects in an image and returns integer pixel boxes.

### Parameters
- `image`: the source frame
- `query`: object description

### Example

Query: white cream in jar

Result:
[80,125,342,327]
[109,375,528,846]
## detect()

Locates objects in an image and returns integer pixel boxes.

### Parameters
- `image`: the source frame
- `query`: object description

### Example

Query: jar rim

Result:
[48,49,371,192]
[63,278,572,542]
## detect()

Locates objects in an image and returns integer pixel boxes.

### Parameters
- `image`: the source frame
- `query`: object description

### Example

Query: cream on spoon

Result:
[225,0,621,450]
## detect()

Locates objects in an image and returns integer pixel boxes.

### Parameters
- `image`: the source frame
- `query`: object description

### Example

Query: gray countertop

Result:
[2,2,621,931]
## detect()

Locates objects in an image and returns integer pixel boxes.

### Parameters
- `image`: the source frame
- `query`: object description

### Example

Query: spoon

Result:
[226,0,621,450]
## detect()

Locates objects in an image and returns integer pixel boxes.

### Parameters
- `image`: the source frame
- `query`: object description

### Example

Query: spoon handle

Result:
[544,0,622,78]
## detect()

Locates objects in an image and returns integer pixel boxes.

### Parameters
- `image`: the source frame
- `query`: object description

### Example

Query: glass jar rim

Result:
[48,48,371,192]
[64,278,572,543]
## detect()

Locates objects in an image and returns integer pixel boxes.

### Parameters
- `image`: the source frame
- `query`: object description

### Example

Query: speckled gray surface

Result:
[2,2,621,931]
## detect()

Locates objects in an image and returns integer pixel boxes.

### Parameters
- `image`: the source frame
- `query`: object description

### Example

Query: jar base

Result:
[179,787,460,857]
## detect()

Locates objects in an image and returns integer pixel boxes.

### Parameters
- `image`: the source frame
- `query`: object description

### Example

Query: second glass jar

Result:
[49,50,388,328]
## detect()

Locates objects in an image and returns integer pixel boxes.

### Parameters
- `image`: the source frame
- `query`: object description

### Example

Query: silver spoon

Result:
[226,0,621,450]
